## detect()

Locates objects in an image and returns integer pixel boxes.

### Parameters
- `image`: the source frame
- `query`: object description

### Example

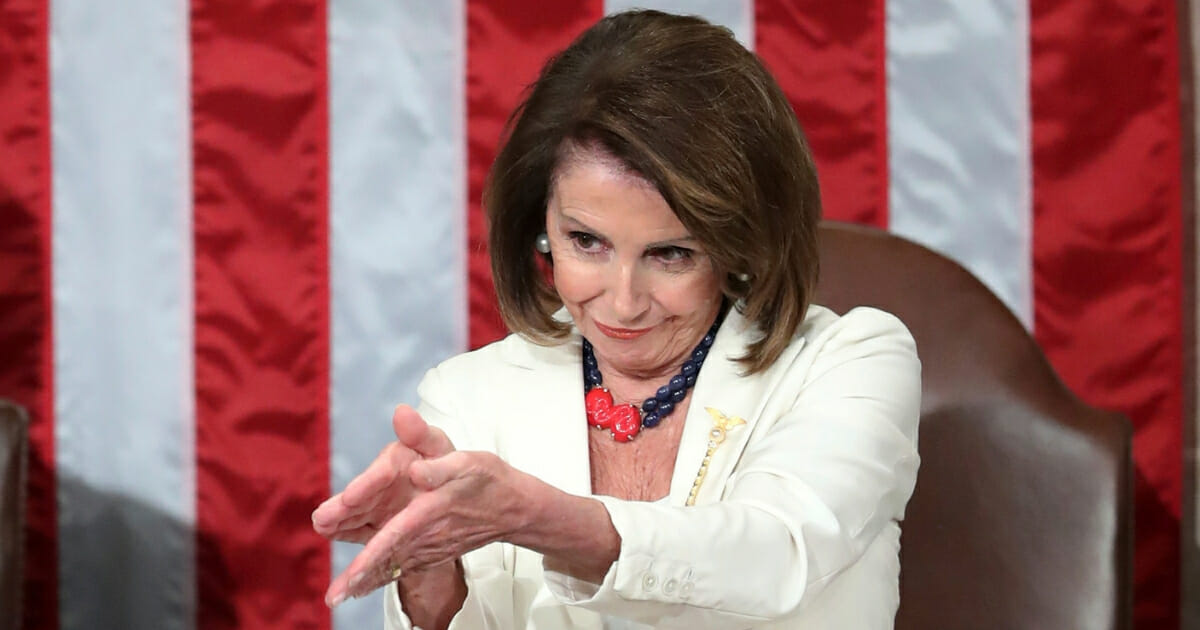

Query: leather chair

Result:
[813,222,1132,630]
[0,399,27,630]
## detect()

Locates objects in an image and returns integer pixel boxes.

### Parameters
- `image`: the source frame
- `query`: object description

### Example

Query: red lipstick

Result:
[594,321,653,340]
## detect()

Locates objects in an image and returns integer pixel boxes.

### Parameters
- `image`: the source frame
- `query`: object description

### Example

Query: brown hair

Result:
[485,9,821,374]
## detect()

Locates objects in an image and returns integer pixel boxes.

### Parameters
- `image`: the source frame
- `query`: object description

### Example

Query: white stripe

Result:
[329,1,468,627]
[886,1,1033,326]
[605,0,755,49]
[50,1,194,628]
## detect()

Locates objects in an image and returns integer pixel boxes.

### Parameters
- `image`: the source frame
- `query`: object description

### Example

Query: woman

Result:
[313,10,920,630]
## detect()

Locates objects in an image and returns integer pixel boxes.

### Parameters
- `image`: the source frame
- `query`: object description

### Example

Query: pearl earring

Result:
[535,233,551,253]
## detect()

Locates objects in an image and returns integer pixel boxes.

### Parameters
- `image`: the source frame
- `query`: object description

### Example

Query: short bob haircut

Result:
[485,9,821,374]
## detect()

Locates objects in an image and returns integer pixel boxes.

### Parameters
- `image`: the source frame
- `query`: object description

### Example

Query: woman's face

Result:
[545,152,723,379]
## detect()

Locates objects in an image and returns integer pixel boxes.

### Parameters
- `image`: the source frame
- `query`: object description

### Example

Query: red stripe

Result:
[1030,1,1183,627]
[0,3,56,628]
[755,1,888,227]
[466,0,604,348]
[191,1,331,627]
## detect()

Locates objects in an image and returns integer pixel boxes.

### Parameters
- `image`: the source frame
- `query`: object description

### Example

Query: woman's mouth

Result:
[594,321,653,340]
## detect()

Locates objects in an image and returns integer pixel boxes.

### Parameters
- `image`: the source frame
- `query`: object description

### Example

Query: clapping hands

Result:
[313,404,532,607]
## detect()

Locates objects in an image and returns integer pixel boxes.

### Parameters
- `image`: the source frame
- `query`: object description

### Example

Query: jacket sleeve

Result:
[542,308,922,628]
[383,364,517,630]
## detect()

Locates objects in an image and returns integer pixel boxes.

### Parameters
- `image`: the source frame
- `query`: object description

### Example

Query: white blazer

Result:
[385,305,921,630]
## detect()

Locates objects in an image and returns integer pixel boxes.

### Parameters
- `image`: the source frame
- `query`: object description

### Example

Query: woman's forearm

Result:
[397,561,467,630]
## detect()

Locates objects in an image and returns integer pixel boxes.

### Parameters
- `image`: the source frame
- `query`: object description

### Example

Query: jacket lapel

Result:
[498,334,593,498]
[669,309,806,506]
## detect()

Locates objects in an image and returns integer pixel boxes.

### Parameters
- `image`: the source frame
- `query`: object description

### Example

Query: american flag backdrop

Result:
[0,0,1188,628]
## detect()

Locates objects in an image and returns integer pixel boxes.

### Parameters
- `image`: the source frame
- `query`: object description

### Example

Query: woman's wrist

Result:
[397,561,466,630]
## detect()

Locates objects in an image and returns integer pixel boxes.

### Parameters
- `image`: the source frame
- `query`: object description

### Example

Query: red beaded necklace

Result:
[582,319,720,442]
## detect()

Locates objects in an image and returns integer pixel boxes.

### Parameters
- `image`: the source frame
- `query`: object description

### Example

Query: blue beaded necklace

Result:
[582,317,721,442]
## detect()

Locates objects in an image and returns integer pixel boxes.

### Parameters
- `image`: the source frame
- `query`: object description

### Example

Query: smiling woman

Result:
[486,12,821,377]
[545,147,724,384]
[312,9,921,630]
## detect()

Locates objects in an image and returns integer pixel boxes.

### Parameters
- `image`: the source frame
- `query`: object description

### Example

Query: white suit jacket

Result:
[384,305,921,629]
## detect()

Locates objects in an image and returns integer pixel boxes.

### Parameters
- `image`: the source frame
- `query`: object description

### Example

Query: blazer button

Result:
[663,578,677,594]
[680,582,694,599]
[642,574,658,591]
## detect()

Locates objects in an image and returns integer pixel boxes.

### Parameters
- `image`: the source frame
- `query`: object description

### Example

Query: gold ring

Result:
[389,565,403,580]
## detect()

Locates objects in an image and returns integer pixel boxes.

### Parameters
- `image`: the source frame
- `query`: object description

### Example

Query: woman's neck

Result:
[595,358,688,406]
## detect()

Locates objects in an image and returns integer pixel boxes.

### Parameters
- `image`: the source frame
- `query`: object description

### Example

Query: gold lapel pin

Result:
[686,408,747,506]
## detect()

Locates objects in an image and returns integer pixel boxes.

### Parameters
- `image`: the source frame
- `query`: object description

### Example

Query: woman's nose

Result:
[609,261,649,322]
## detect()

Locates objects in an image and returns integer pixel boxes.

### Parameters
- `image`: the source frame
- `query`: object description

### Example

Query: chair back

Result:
[0,399,27,630]
[813,222,1132,630]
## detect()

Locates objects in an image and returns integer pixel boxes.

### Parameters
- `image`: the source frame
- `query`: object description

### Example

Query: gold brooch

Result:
[686,408,747,506]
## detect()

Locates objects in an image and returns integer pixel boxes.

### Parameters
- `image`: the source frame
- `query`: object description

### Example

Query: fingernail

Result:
[328,593,346,608]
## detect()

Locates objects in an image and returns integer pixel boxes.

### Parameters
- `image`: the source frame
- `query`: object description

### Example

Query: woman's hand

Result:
[330,447,536,603]
[312,405,453,545]
[314,404,463,611]
[315,404,621,610]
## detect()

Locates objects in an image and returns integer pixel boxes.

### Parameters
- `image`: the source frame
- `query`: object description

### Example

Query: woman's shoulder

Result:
[750,303,918,383]
[800,304,915,346]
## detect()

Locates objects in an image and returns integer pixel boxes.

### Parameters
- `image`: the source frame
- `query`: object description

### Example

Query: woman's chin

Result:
[590,343,680,378]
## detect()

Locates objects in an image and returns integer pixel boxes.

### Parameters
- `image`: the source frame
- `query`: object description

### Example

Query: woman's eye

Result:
[651,246,694,264]
[568,231,604,252]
